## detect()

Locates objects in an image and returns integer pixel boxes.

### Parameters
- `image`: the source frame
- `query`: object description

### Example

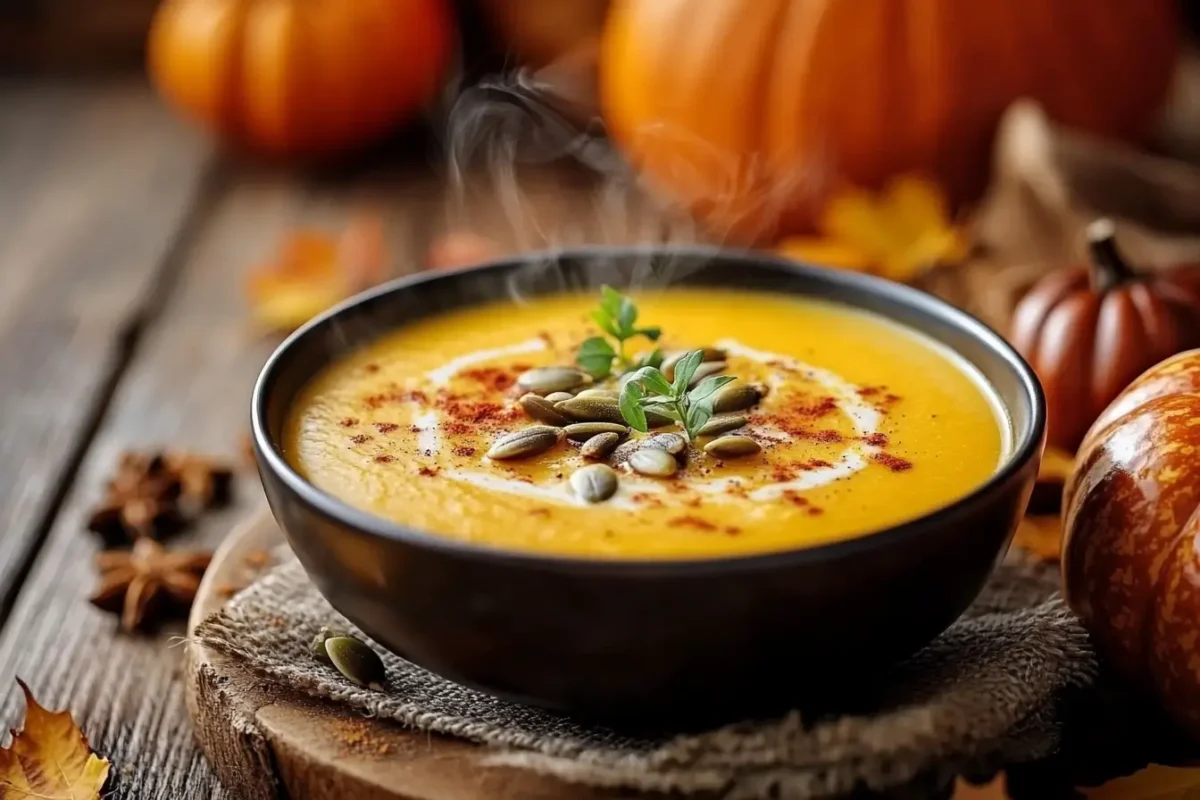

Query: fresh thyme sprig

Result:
[619,350,736,442]
[576,285,662,379]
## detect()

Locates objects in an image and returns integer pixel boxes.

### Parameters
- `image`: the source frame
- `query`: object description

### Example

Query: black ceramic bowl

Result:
[252,247,1045,720]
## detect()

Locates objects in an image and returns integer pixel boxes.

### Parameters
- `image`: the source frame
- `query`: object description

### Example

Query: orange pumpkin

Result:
[600,0,1179,242]
[148,0,455,158]
[1063,350,1200,739]
[478,0,608,67]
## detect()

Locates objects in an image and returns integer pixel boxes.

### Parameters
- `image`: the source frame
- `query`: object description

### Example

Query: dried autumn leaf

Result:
[1013,514,1064,563]
[952,773,1011,799]
[245,214,389,333]
[0,679,109,800]
[1080,764,1200,798]
[777,174,971,283]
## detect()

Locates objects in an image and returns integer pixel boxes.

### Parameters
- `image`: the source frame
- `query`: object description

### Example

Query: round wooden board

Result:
[185,509,620,800]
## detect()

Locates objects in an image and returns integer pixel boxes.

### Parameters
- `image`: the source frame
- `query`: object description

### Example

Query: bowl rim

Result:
[252,245,1046,576]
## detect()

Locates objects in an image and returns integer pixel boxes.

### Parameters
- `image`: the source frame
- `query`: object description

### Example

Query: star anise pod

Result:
[164,452,234,510]
[90,539,212,633]
[86,450,234,545]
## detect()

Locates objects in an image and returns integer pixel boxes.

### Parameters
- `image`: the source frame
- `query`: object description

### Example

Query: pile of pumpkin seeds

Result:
[488,350,767,504]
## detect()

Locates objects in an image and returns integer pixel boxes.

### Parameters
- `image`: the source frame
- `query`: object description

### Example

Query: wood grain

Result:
[0,167,439,798]
[187,511,621,800]
[0,79,214,617]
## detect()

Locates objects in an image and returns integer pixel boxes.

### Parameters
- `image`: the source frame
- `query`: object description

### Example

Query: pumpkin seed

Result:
[487,426,563,459]
[628,448,679,478]
[325,636,387,690]
[557,396,626,424]
[576,388,618,400]
[517,366,591,395]
[544,391,574,403]
[310,626,349,665]
[580,432,621,459]
[643,432,686,456]
[687,360,728,387]
[519,393,571,426]
[663,348,726,380]
[564,422,629,442]
[570,464,619,503]
[712,382,764,414]
[704,435,762,458]
[697,414,748,437]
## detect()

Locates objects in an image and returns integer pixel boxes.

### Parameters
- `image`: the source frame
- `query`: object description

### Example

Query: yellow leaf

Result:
[245,214,389,333]
[776,174,969,283]
[1013,515,1063,563]
[774,238,874,272]
[1080,764,1200,799]
[0,679,110,800]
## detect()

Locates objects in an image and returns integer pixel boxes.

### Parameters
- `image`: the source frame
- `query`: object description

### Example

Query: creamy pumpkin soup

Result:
[285,289,1008,559]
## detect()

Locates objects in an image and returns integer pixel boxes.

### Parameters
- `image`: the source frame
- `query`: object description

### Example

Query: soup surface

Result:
[286,289,1009,559]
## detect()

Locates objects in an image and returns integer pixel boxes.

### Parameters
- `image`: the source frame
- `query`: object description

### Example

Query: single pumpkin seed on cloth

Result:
[687,361,728,387]
[571,463,619,503]
[557,396,626,424]
[698,414,748,437]
[517,366,591,395]
[663,348,725,380]
[519,393,571,426]
[564,422,629,442]
[629,448,679,478]
[712,382,764,414]
[487,426,563,460]
[310,625,350,665]
[642,432,686,456]
[324,635,387,690]
[581,432,621,459]
[544,391,574,403]
[705,435,762,458]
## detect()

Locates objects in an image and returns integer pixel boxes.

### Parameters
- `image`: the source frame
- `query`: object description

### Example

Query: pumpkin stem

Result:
[1087,219,1136,292]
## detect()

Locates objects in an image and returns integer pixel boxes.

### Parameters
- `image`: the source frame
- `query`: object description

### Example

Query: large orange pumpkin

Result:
[600,0,1180,242]
[148,0,455,158]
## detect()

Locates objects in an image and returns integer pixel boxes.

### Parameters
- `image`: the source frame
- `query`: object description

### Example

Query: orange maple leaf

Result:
[245,214,389,333]
[0,679,110,800]
[777,174,971,283]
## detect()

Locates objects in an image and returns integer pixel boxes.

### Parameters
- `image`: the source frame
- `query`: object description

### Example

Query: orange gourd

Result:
[1063,350,1200,739]
[600,0,1179,242]
[148,0,455,158]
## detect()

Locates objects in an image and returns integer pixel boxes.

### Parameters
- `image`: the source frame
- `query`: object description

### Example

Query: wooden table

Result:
[0,78,490,798]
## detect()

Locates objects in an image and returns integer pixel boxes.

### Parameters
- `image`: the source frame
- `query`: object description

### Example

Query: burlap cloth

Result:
[192,548,1144,799]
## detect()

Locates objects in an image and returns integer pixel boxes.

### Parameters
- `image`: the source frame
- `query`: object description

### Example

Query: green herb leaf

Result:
[579,287,662,374]
[619,381,649,432]
[576,336,617,378]
[625,366,673,397]
[644,403,679,421]
[670,350,705,394]
[686,401,714,437]
[688,375,736,404]
[599,285,623,316]
[635,349,664,370]
[617,297,638,333]
[590,309,621,339]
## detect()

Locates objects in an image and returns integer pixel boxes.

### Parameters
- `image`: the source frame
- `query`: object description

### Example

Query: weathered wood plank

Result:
[0,168,441,798]
[0,80,214,615]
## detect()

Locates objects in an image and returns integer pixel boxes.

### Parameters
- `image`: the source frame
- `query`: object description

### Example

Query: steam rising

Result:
[439,66,712,301]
